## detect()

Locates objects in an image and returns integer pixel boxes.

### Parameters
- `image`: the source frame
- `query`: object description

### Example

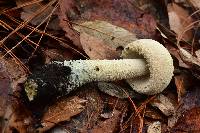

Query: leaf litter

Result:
[1,0,200,132]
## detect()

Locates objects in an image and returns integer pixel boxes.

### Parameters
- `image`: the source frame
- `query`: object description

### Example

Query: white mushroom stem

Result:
[64,59,148,88]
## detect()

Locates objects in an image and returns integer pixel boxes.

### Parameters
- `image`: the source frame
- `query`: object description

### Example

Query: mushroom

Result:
[24,39,174,101]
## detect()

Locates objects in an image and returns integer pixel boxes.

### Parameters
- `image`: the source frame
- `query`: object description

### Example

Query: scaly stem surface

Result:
[64,59,148,88]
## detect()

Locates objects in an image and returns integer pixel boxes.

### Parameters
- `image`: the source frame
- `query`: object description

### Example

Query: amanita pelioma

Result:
[24,39,174,101]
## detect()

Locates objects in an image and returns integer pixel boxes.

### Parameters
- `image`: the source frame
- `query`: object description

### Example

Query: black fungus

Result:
[26,62,72,102]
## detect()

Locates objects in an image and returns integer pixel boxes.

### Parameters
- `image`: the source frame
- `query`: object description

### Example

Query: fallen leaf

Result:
[53,85,104,132]
[0,60,11,117]
[38,96,86,132]
[165,41,190,68]
[98,82,139,98]
[90,110,121,133]
[167,3,193,41]
[179,48,200,66]
[73,0,157,38]
[188,0,200,9]
[0,55,27,91]
[57,0,81,49]
[171,107,200,132]
[168,87,200,129]
[174,72,193,102]
[0,54,28,132]
[151,94,175,116]
[2,97,34,133]
[0,0,14,10]
[178,48,200,80]
[0,54,27,128]
[195,49,200,61]
[80,32,119,59]
[15,0,61,30]
[58,0,157,49]
[74,20,137,51]
[147,121,161,133]
[144,106,163,120]
[44,48,75,63]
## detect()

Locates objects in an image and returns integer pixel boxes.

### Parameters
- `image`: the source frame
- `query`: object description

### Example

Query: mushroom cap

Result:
[121,39,174,95]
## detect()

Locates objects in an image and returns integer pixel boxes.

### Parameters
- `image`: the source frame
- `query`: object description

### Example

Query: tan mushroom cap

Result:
[121,39,174,95]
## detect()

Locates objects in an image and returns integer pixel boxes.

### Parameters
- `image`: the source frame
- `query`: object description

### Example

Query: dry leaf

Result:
[174,72,192,102]
[98,82,139,98]
[72,0,157,38]
[62,86,104,132]
[151,94,175,116]
[90,110,121,133]
[179,48,200,66]
[38,96,86,132]
[58,0,157,49]
[147,121,161,133]
[165,43,190,68]
[167,3,193,41]
[195,49,200,59]
[16,0,60,30]
[0,55,27,93]
[0,0,14,10]
[0,54,28,132]
[189,0,200,9]
[168,87,200,129]
[0,60,11,117]
[171,107,200,132]
[44,48,74,63]
[0,54,27,120]
[3,100,34,133]
[145,106,163,120]
[57,0,81,49]
[74,20,137,50]
[80,32,119,59]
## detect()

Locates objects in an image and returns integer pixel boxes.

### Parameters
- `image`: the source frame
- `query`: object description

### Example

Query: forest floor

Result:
[1,0,200,133]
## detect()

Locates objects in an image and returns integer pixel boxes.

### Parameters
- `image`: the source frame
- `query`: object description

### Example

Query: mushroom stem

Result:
[24,39,174,101]
[64,59,148,87]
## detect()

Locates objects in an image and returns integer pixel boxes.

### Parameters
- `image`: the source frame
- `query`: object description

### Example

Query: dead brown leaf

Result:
[188,0,200,9]
[165,42,190,68]
[151,94,175,116]
[80,32,119,59]
[171,107,200,132]
[44,48,75,64]
[0,54,28,132]
[0,60,11,117]
[58,0,157,50]
[168,87,200,129]
[144,106,163,120]
[175,75,186,102]
[90,110,121,133]
[147,121,161,133]
[0,54,27,125]
[73,0,157,38]
[74,20,137,50]
[179,48,200,66]
[58,0,82,49]
[174,72,193,102]
[3,97,34,133]
[15,0,61,30]
[0,55,27,92]
[38,96,86,132]
[167,3,193,41]
[69,85,104,132]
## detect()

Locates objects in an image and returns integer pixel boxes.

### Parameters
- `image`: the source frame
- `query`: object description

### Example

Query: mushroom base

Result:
[24,62,72,101]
